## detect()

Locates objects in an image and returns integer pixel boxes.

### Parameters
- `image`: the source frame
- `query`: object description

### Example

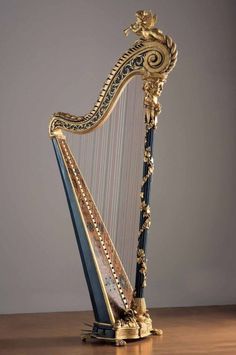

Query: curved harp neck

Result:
[49,10,177,137]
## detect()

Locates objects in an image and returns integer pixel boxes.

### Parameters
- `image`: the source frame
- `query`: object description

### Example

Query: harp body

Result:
[49,10,177,345]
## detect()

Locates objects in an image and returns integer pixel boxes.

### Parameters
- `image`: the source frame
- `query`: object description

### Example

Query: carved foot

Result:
[115,339,127,346]
[81,334,92,342]
[151,328,163,336]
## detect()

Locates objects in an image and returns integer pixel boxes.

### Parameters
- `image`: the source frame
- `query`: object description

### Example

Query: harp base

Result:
[81,317,162,346]
[81,299,163,346]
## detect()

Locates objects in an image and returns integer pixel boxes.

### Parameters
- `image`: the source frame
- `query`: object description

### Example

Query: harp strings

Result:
[67,77,144,284]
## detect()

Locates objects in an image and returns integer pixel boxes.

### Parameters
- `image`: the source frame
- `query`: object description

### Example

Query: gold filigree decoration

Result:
[49,10,177,136]
[124,10,164,41]
[138,201,151,239]
[143,77,164,111]
[137,249,147,287]
[142,75,166,128]
[115,309,138,329]
[142,146,154,186]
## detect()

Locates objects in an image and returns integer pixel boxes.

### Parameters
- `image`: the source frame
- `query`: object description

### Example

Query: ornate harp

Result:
[49,10,177,346]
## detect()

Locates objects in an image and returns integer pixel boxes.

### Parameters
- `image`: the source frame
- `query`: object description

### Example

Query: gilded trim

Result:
[49,12,177,136]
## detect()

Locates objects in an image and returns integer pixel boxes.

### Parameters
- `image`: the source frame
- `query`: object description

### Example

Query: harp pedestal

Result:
[83,298,163,346]
[85,316,154,346]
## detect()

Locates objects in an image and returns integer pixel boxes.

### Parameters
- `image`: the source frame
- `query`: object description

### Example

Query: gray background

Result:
[0,0,236,314]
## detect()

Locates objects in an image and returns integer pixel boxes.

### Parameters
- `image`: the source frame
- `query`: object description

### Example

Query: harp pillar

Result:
[134,76,164,299]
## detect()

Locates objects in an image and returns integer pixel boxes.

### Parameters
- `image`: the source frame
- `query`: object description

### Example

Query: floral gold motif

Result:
[137,249,148,287]
[49,10,177,137]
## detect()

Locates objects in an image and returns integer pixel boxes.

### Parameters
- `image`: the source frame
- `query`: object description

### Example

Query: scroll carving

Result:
[49,10,177,137]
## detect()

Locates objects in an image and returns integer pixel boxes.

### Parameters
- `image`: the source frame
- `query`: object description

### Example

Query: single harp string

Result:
[67,77,144,284]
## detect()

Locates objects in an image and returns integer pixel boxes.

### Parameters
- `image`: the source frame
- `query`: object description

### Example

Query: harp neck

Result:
[49,32,177,137]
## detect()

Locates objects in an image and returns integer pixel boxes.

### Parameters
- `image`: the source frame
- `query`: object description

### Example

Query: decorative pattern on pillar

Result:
[135,75,165,298]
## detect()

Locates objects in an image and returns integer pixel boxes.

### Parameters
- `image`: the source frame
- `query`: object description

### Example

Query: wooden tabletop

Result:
[0,305,235,354]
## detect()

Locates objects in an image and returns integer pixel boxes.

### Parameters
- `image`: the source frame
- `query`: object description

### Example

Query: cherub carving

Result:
[124,10,163,41]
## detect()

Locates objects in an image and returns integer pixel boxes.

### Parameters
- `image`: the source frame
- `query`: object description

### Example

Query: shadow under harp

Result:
[49,10,177,346]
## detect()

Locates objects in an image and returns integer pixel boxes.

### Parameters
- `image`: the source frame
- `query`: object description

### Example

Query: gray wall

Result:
[0,0,235,314]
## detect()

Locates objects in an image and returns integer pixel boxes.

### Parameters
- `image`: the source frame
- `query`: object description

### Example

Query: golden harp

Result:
[49,10,177,346]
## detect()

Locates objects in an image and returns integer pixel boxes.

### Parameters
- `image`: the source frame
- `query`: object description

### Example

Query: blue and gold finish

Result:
[49,10,177,346]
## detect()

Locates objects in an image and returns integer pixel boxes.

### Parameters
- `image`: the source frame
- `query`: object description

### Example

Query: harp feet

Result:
[81,333,126,346]
[115,339,127,346]
[151,328,163,336]
[81,334,92,342]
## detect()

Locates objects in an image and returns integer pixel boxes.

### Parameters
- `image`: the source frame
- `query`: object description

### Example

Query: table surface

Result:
[0,305,235,354]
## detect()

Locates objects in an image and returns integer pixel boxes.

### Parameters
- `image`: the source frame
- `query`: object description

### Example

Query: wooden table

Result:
[0,306,235,354]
